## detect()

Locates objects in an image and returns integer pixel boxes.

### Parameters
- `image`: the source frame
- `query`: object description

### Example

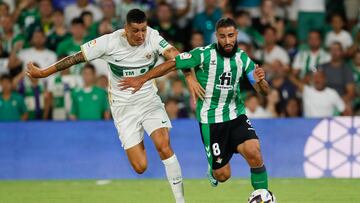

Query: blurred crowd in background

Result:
[0,0,360,121]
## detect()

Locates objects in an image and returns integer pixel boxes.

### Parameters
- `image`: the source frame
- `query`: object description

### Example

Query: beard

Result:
[216,42,238,58]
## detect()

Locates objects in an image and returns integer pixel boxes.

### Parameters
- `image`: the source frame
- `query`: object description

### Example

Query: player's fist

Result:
[26,62,44,78]
[254,64,265,83]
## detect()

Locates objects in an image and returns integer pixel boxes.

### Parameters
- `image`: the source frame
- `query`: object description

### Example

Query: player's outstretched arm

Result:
[162,47,205,100]
[26,51,85,78]
[253,65,270,96]
[119,59,177,93]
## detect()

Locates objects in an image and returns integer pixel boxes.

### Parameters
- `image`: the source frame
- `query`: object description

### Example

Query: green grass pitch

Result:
[0,178,359,203]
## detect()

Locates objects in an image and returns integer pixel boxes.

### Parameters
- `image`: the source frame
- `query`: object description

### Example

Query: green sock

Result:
[250,165,268,190]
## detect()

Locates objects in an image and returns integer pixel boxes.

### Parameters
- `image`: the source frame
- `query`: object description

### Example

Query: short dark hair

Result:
[30,27,45,39]
[263,25,276,34]
[0,74,12,82]
[71,17,84,26]
[234,10,250,18]
[308,29,322,39]
[83,63,96,73]
[53,9,64,15]
[126,9,147,24]
[80,11,93,19]
[215,17,237,31]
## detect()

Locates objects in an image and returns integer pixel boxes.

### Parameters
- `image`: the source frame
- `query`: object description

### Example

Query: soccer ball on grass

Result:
[248,189,276,203]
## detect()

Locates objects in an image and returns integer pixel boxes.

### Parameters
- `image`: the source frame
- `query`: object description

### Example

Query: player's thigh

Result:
[111,104,145,150]
[199,122,233,170]
[230,115,263,167]
[142,96,172,135]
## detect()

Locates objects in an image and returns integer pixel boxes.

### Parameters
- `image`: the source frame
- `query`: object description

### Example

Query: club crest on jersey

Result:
[216,72,233,90]
[179,52,192,60]
[145,53,152,59]
[87,40,96,47]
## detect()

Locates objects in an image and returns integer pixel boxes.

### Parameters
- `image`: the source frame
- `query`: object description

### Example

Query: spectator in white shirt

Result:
[64,0,103,26]
[245,94,273,118]
[293,30,331,79]
[325,13,353,50]
[17,29,57,86]
[288,69,345,118]
[255,26,290,80]
[18,29,57,72]
[255,26,289,66]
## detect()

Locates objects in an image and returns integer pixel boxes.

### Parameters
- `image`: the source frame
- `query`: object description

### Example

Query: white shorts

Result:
[111,95,172,150]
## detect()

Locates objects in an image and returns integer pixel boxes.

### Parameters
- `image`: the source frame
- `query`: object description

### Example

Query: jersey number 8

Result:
[212,143,221,156]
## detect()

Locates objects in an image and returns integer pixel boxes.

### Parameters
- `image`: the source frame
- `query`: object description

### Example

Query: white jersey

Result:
[80,27,172,106]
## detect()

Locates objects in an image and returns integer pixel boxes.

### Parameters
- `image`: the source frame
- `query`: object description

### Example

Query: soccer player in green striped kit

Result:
[120,18,270,190]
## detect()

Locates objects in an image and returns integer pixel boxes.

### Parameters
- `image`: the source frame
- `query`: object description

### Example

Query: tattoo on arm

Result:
[55,51,85,71]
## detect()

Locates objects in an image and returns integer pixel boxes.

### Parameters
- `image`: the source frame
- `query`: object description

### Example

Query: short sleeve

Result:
[240,52,255,74]
[150,29,173,55]
[332,90,345,113]
[80,34,108,61]
[344,66,355,84]
[18,95,27,115]
[56,41,67,57]
[70,90,79,117]
[292,52,302,70]
[102,90,110,112]
[175,48,202,70]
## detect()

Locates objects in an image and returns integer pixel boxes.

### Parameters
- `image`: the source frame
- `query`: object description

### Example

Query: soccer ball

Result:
[247,189,276,203]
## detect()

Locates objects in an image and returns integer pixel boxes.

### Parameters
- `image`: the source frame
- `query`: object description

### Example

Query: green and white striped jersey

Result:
[175,43,255,124]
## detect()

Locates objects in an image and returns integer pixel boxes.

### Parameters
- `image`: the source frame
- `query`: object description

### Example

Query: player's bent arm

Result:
[26,51,85,78]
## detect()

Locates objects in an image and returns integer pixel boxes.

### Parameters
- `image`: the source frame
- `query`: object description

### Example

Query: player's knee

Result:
[132,161,148,174]
[156,143,173,159]
[213,170,231,182]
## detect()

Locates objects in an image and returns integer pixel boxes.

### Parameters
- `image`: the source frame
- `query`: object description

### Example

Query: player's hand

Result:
[254,64,266,83]
[185,74,205,103]
[26,62,44,78]
[118,76,146,94]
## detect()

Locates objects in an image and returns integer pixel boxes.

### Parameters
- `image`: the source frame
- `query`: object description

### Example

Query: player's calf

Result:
[245,148,264,168]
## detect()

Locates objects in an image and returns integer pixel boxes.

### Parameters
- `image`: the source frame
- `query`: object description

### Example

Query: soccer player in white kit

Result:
[26,9,203,203]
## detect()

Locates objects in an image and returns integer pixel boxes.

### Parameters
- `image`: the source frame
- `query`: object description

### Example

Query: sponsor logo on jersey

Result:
[216,157,223,164]
[216,72,233,90]
[87,40,96,47]
[179,52,192,60]
[159,39,169,48]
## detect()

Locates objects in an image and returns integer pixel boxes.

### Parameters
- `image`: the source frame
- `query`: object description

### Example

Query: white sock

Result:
[162,154,185,203]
